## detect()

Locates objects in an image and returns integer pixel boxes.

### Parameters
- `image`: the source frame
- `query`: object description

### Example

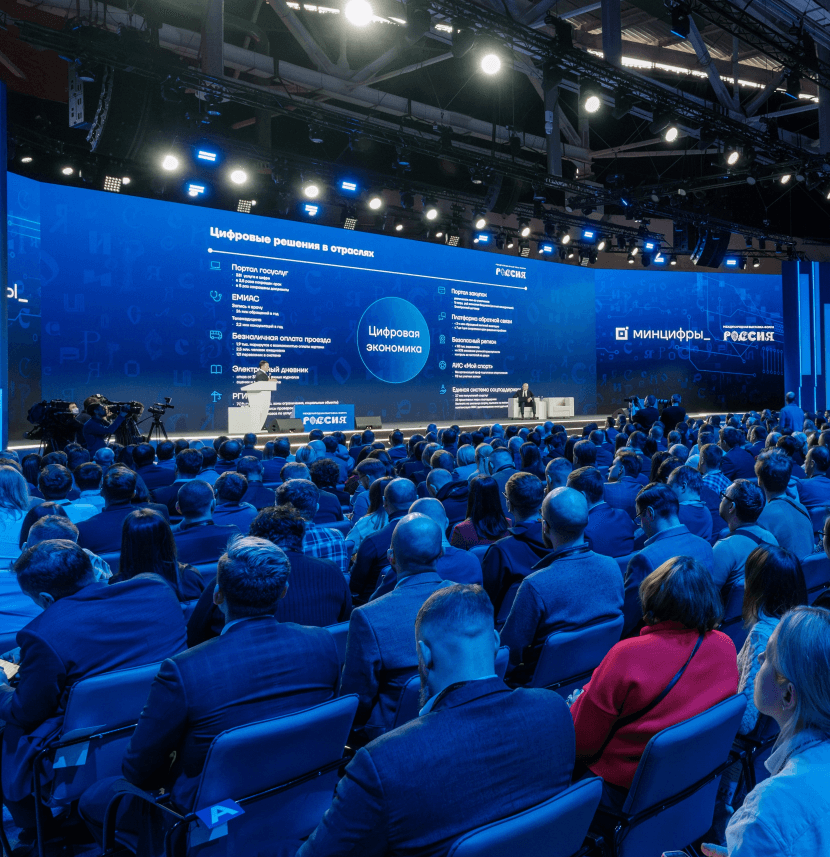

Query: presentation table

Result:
[228,381,277,434]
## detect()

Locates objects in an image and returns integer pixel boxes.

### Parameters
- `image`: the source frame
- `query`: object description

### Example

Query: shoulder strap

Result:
[586,633,704,765]
[729,527,766,546]
[773,495,813,524]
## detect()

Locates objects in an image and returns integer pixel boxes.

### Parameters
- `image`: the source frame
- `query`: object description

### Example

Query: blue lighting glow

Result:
[540,243,554,254]
[653,253,666,264]
[196,150,218,163]
[644,240,657,251]
[724,257,739,267]
[303,203,320,217]
[474,233,490,244]
[339,179,359,193]
[582,229,596,240]
[187,183,206,197]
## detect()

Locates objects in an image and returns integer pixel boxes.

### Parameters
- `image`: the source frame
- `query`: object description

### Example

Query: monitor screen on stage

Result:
[6,173,784,436]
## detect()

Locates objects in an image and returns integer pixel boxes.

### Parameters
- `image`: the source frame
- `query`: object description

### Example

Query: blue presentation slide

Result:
[4,173,784,436]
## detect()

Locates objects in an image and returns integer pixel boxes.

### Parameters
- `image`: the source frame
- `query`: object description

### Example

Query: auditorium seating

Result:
[718,583,748,652]
[801,553,830,603]
[446,777,603,857]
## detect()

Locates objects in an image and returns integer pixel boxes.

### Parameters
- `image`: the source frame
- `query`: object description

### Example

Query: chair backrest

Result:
[98,551,120,572]
[192,562,218,578]
[719,585,748,652]
[495,580,519,630]
[617,694,747,857]
[188,695,358,855]
[468,544,490,564]
[528,615,624,696]
[323,519,351,535]
[393,673,422,729]
[447,777,602,857]
[50,662,161,805]
[181,599,200,622]
[801,553,830,604]
[326,621,350,667]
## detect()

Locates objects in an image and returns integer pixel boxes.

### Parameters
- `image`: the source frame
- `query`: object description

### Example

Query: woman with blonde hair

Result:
[0,465,30,567]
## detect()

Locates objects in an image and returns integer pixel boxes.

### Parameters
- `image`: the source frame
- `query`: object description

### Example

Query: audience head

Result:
[273,438,291,459]
[430,450,455,473]
[294,445,316,465]
[356,458,386,489]
[0,465,30,514]
[26,515,79,547]
[174,439,190,456]
[66,449,90,471]
[120,509,182,591]
[720,478,765,528]
[572,440,598,469]
[275,479,319,521]
[237,457,263,482]
[215,535,290,621]
[465,475,508,540]
[215,472,248,503]
[310,459,339,489]
[74,462,103,494]
[743,545,807,627]
[666,465,704,502]
[649,450,672,484]
[807,445,830,478]
[541,487,588,549]
[218,440,242,463]
[280,462,310,482]
[698,443,723,474]
[668,443,689,463]
[243,432,258,448]
[409,497,450,536]
[609,450,641,481]
[13,540,96,607]
[775,435,802,462]
[567,466,605,507]
[91,447,114,469]
[656,457,684,484]
[132,443,155,469]
[504,472,544,522]
[156,441,175,462]
[383,478,418,517]
[18,502,70,547]
[176,448,204,478]
[176,480,215,520]
[635,483,680,538]
[37,464,73,501]
[545,458,573,491]
[426,468,454,497]
[755,449,793,495]
[455,445,475,468]
[487,448,513,474]
[250,504,306,552]
[389,513,443,579]
[101,466,137,504]
[639,555,723,634]
[415,585,499,706]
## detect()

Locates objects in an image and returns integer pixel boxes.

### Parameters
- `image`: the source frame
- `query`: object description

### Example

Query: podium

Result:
[228,381,277,434]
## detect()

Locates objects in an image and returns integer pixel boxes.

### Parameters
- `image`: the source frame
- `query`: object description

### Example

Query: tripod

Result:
[143,413,169,445]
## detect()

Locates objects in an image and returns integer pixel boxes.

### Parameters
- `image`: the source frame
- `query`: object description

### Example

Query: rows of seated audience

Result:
[0,400,829,857]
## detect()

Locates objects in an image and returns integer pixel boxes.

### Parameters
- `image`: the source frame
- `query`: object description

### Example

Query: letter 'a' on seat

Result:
[447,777,603,857]
[595,694,747,857]
[528,616,624,697]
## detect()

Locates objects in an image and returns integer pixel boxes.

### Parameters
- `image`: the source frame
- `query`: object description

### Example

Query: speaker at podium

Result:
[228,381,277,434]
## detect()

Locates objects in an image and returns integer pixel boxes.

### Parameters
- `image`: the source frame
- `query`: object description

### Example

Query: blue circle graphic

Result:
[357,297,431,383]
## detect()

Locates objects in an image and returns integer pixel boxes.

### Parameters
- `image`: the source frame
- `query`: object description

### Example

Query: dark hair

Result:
[368,476,393,515]
[776,435,802,459]
[649,450,673,484]
[21,454,42,486]
[656,457,683,484]
[505,472,544,517]
[724,478,765,522]
[174,439,190,455]
[215,472,248,503]
[132,443,156,469]
[627,431,646,450]
[465,475,509,541]
[249,504,306,552]
[807,445,830,473]
[157,441,175,461]
[175,449,204,477]
[356,458,386,480]
[13,539,94,599]
[66,449,90,471]
[755,449,793,493]
[415,584,494,639]
[27,515,79,544]
[217,535,290,617]
[177,480,215,516]
[219,440,242,462]
[721,427,743,450]
[120,509,182,593]
[635,482,680,520]
[42,451,68,468]
[243,432,258,446]
[18,501,70,547]
[275,479,319,519]
[38,464,73,499]
[273,438,291,458]
[567,466,604,505]
[640,555,723,633]
[200,446,218,469]
[310,458,339,489]
[102,466,137,503]
[666,465,703,496]
[743,545,808,625]
[237,456,263,478]
[572,440,598,468]
[615,450,642,477]
[699,443,723,470]
[74,462,103,492]
[361,429,375,445]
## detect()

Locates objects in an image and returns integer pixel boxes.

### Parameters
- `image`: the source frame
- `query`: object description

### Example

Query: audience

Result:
[132,442,176,492]
[797,444,830,517]
[450,475,510,550]
[667,465,714,542]
[212,471,259,530]
[425,467,469,530]
[171,481,241,565]
[755,450,814,559]
[569,466,635,558]
[151,448,205,515]
[36,464,97,523]
[603,452,644,518]
[720,427,757,481]
[237,456,276,511]
[346,476,391,554]
[0,466,29,567]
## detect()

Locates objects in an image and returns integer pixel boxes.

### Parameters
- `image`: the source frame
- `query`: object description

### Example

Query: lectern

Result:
[228,381,277,434]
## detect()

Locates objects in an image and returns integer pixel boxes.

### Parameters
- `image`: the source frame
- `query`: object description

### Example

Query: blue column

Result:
[0,81,8,449]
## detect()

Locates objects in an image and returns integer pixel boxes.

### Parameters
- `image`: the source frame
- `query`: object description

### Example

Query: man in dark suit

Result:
[481,472,548,619]
[632,394,660,432]
[152,449,206,515]
[341,514,449,743]
[1,541,186,830]
[797,445,830,514]
[155,441,177,471]
[590,429,615,470]
[237,456,276,510]
[262,438,290,483]
[425,468,469,530]
[569,466,635,558]
[719,427,756,481]
[76,466,170,554]
[254,360,271,382]
[513,383,536,419]
[132,442,176,493]
[623,483,715,635]
[241,432,264,460]
[79,535,340,841]
[299,585,575,857]
[488,448,518,515]
[350,478,418,603]
[776,435,808,479]
[215,439,242,474]
[659,394,687,434]
[500,488,624,679]
[171,481,241,565]
[603,451,644,519]
[213,472,259,531]
[666,465,714,542]
[81,402,129,456]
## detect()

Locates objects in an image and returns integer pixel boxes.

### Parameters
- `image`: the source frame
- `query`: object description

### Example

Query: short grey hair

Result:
[217,535,291,617]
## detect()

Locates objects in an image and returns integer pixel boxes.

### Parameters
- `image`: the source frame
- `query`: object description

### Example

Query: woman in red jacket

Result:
[570,555,739,807]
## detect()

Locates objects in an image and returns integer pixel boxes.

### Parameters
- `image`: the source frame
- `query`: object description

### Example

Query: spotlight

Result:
[345,0,373,26]
[506,235,515,249]
[196,149,218,163]
[597,237,607,251]
[653,252,666,265]
[670,3,691,38]
[611,95,636,120]
[795,172,805,183]
[643,239,658,252]
[519,241,530,257]
[339,179,359,193]
[664,125,680,142]
[367,193,384,210]
[627,252,636,264]
[677,187,688,196]
[539,242,554,254]
[20,155,33,164]
[758,239,767,250]
[519,219,531,238]
[823,183,830,200]
[342,206,358,230]
[583,91,602,113]
[76,63,96,83]
[423,198,439,220]
[121,176,131,185]
[187,182,206,197]
[746,176,757,186]
[394,218,404,232]
[669,254,678,266]
[480,53,501,75]
[474,211,487,230]
[447,225,461,246]
[745,236,754,250]
[61,166,74,176]
[230,169,248,185]
[566,247,575,259]
[237,199,254,213]
[161,154,179,171]
[752,257,761,268]
[308,125,325,144]
[739,258,748,271]
[560,232,571,245]
[103,176,122,193]
[302,202,320,217]
[400,189,415,209]
[435,228,444,239]
[724,257,739,267]
[629,241,639,256]
[775,242,783,253]
[725,147,741,167]
[780,173,792,185]
[302,181,321,199]
[474,232,490,244]
[582,227,597,242]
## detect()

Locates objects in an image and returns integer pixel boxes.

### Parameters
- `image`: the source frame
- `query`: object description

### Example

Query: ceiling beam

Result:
[687,17,739,109]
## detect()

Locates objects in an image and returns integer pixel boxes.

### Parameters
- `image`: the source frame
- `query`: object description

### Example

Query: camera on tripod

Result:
[147,397,174,417]
[103,399,143,417]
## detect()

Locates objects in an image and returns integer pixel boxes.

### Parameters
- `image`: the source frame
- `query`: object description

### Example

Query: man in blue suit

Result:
[719,427,756,481]
[78,536,340,841]
[0,540,186,832]
[623,482,715,636]
[602,451,644,519]
[341,514,450,743]
[569,466,635,558]
[299,584,575,857]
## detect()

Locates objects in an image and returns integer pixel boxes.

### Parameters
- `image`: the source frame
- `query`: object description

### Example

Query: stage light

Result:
[758,239,767,250]
[308,125,324,144]
[303,181,321,199]
[122,176,131,185]
[481,53,501,75]
[404,6,431,44]
[725,147,740,166]
[435,228,444,239]
[780,173,792,185]
[161,154,179,171]
[641,253,651,267]
[583,92,601,114]
[566,248,575,259]
[20,156,33,164]
[653,252,666,265]
[597,237,607,251]
[447,231,461,246]
[823,183,830,200]
[627,253,635,264]
[670,3,690,38]
[582,227,597,241]
[796,171,805,183]
[664,125,680,142]
[677,187,688,196]
[739,258,748,270]
[474,233,490,244]
[339,179,359,193]
[367,193,384,210]
[560,232,571,245]
[539,242,554,254]
[61,166,75,176]
[519,241,530,257]
[230,169,248,185]
[237,200,255,213]
[424,198,439,220]
[669,254,678,266]
[400,189,415,209]
[724,257,739,267]
[196,149,218,163]
[342,206,358,230]
[506,235,515,249]
[345,0,373,26]
[775,242,783,253]
[519,220,531,238]
[474,212,487,230]
[752,257,761,268]
[303,203,319,217]
[187,183,206,197]
[394,218,404,232]
[103,176,122,193]
[629,241,639,256]
[643,239,657,252]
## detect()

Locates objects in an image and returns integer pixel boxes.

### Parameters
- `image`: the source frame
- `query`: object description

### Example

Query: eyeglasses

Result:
[719,491,733,502]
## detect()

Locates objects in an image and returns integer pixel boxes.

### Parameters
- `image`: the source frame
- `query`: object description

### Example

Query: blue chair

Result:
[323,519,352,535]
[30,662,161,857]
[528,616,624,697]
[719,584,748,652]
[468,545,490,564]
[326,621,349,667]
[99,551,121,573]
[447,777,603,857]
[192,562,218,578]
[801,553,830,604]
[734,713,779,792]
[102,695,359,856]
[494,580,519,631]
[593,694,747,857]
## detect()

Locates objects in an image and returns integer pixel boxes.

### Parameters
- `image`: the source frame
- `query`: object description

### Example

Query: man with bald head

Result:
[500,487,624,681]
[340,514,450,743]
[371,498,482,598]
[350,478,419,603]
[300,585,574,857]
[425,467,469,529]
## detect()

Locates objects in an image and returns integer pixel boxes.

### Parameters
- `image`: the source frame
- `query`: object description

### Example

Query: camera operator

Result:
[82,401,130,455]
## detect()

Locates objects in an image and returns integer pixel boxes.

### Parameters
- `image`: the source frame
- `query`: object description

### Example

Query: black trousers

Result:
[519,398,536,418]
